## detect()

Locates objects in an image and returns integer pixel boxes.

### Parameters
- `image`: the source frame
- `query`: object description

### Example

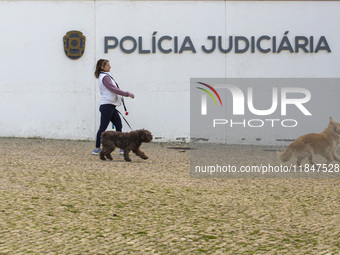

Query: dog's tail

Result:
[277,143,295,163]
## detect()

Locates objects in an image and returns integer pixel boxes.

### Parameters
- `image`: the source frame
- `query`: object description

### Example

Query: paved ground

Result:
[0,138,339,254]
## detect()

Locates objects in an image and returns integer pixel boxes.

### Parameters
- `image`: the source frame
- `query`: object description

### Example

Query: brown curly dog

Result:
[100,129,153,162]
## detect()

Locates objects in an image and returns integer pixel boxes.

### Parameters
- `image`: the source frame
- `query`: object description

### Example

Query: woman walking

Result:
[93,59,134,155]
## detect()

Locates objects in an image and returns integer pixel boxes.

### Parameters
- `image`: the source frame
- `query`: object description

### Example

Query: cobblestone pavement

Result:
[0,138,339,254]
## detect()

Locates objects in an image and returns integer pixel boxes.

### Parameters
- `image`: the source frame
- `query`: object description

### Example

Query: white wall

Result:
[0,1,96,140]
[0,1,339,144]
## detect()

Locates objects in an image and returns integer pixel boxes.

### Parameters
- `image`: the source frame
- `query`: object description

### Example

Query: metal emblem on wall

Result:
[63,30,86,60]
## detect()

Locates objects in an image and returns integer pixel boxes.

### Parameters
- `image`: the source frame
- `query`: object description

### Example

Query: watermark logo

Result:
[196,82,223,115]
[192,79,313,130]
[198,84,311,117]
[190,78,340,178]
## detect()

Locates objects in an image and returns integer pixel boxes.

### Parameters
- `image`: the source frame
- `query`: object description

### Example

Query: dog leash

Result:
[117,110,133,131]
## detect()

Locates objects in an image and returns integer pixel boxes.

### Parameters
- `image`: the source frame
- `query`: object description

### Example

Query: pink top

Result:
[102,76,133,98]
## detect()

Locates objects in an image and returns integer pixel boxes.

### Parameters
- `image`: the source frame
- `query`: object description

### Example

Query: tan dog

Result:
[278,117,340,166]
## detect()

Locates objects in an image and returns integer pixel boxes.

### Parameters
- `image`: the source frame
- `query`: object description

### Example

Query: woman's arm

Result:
[102,76,134,98]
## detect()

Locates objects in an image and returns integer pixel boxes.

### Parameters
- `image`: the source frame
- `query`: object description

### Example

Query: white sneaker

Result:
[92,148,101,155]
